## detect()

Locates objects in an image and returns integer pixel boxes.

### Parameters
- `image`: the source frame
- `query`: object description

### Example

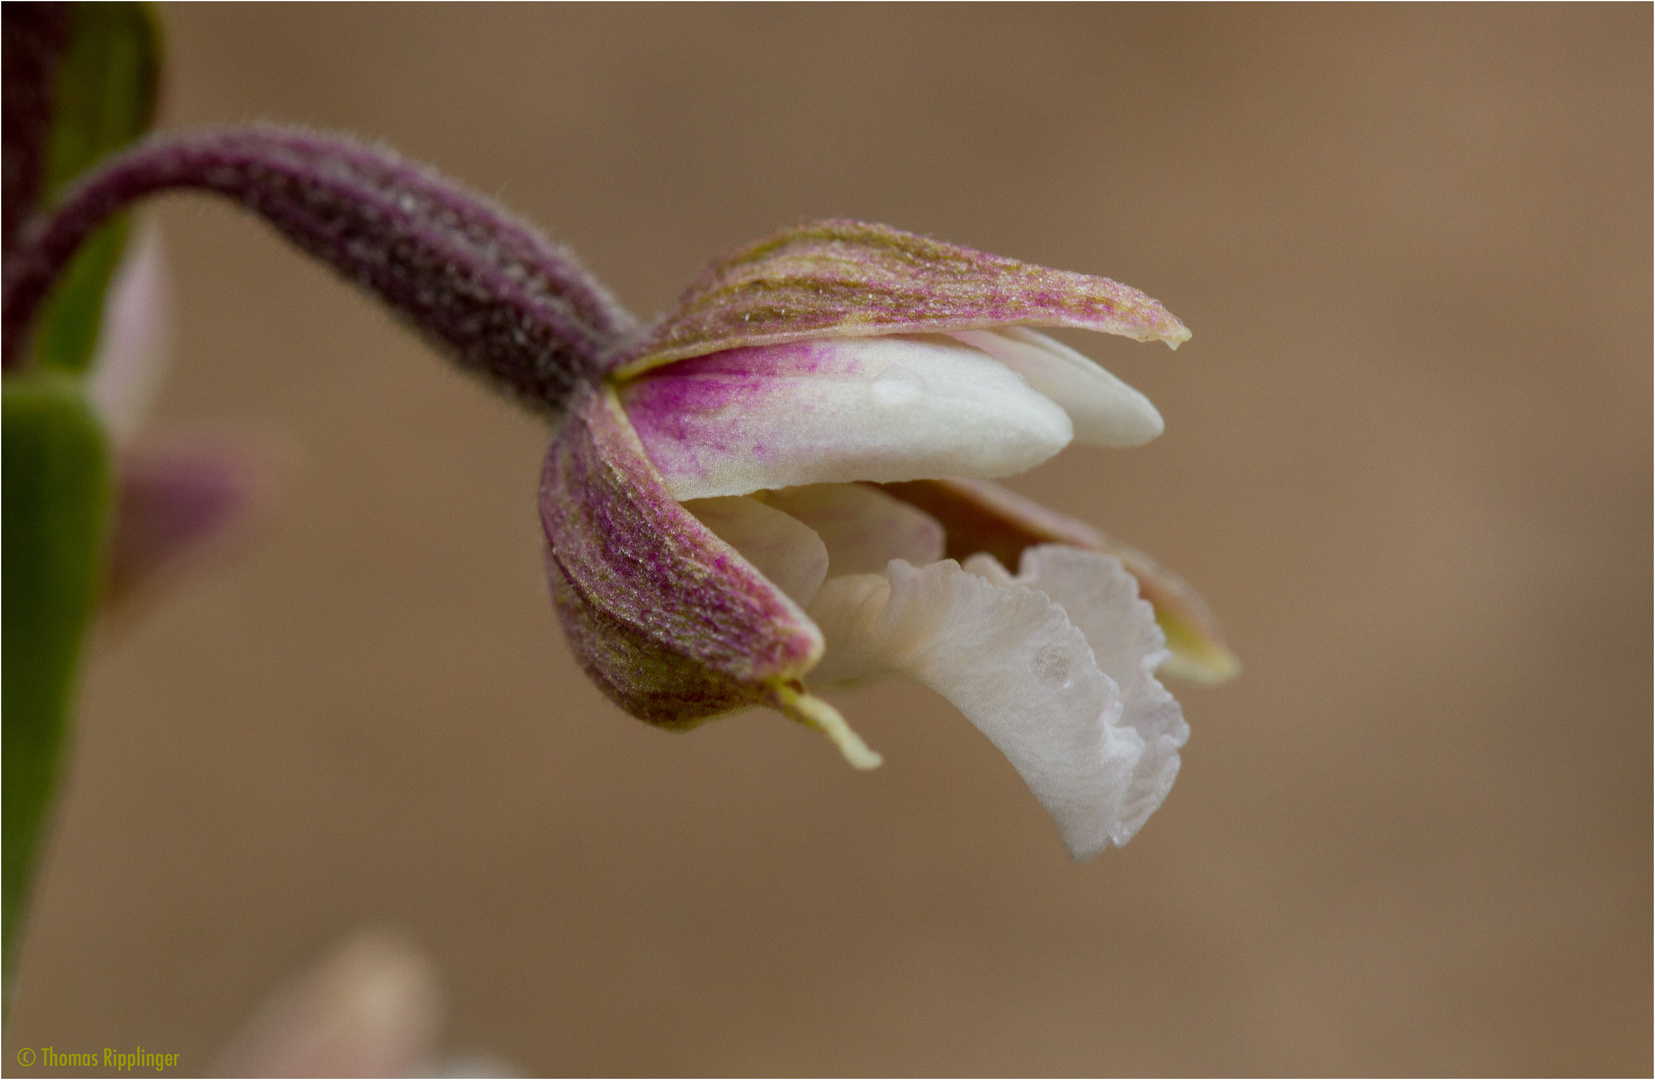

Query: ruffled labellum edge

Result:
[880,477,1239,683]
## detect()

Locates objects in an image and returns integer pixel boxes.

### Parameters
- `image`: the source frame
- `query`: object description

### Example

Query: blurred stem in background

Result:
[2,0,161,1012]
[1,3,626,1017]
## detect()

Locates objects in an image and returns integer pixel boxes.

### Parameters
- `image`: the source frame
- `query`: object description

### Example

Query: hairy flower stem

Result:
[2,126,636,417]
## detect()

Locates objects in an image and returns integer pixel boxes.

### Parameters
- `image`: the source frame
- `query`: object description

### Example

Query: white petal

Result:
[88,221,172,445]
[972,546,1188,841]
[620,335,1073,500]
[765,483,945,576]
[808,558,1155,860]
[962,550,1017,587]
[797,571,894,688]
[684,495,829,606]
[950,327,1163,447]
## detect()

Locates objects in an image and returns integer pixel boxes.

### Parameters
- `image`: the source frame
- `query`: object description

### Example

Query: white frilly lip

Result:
[676,481,1186,857]
[807,545,1186,860]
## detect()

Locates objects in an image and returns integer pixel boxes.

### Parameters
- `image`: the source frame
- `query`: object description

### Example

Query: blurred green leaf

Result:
[2,378,111,1000]
[31,1,161,376]
[3,2,159,1010]
[40,2,160,199]
[29,214,131,374]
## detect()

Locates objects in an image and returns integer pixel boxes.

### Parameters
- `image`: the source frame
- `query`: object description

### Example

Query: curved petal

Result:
[808,558,1163,861]
[765,483,944,576]
[619,336,1071,500]
[87,219,171,445]
[950,327,1163,448]
[683,495,829,607]
[610,219,1190,377]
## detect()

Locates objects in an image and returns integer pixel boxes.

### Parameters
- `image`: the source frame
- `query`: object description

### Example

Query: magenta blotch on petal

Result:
[618,335,1071,500]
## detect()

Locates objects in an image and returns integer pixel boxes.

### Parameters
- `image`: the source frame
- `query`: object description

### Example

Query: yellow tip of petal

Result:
[767,683,883,770]
[1158,620,1241,684]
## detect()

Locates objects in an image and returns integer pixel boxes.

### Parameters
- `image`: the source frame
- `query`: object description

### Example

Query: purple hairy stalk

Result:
[2,2,70,259]
[2,126,638,416]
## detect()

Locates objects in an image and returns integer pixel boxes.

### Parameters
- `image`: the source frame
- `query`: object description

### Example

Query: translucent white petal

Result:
[766,483,945,576]
[962,550,1017,587]
[950,327,1163,448]
[684,495,829,607]
[798,572,894,688]
[970,546,1188,842]
[808,558,1154,860]
[88,221,172,445]
[620,335,1073,500]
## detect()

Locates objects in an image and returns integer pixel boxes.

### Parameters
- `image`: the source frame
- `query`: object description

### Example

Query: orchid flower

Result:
[5,127,1236,864]
[542,220,1234,859]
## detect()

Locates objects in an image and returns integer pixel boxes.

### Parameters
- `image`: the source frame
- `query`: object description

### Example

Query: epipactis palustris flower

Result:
[542,221,1237,860]
[4,128,1235,860]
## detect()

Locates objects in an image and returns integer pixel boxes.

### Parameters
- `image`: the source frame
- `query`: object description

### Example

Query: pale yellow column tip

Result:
[768,683,883,770]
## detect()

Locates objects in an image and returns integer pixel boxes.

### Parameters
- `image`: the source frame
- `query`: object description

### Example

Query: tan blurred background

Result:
[5,5,1649,1074]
